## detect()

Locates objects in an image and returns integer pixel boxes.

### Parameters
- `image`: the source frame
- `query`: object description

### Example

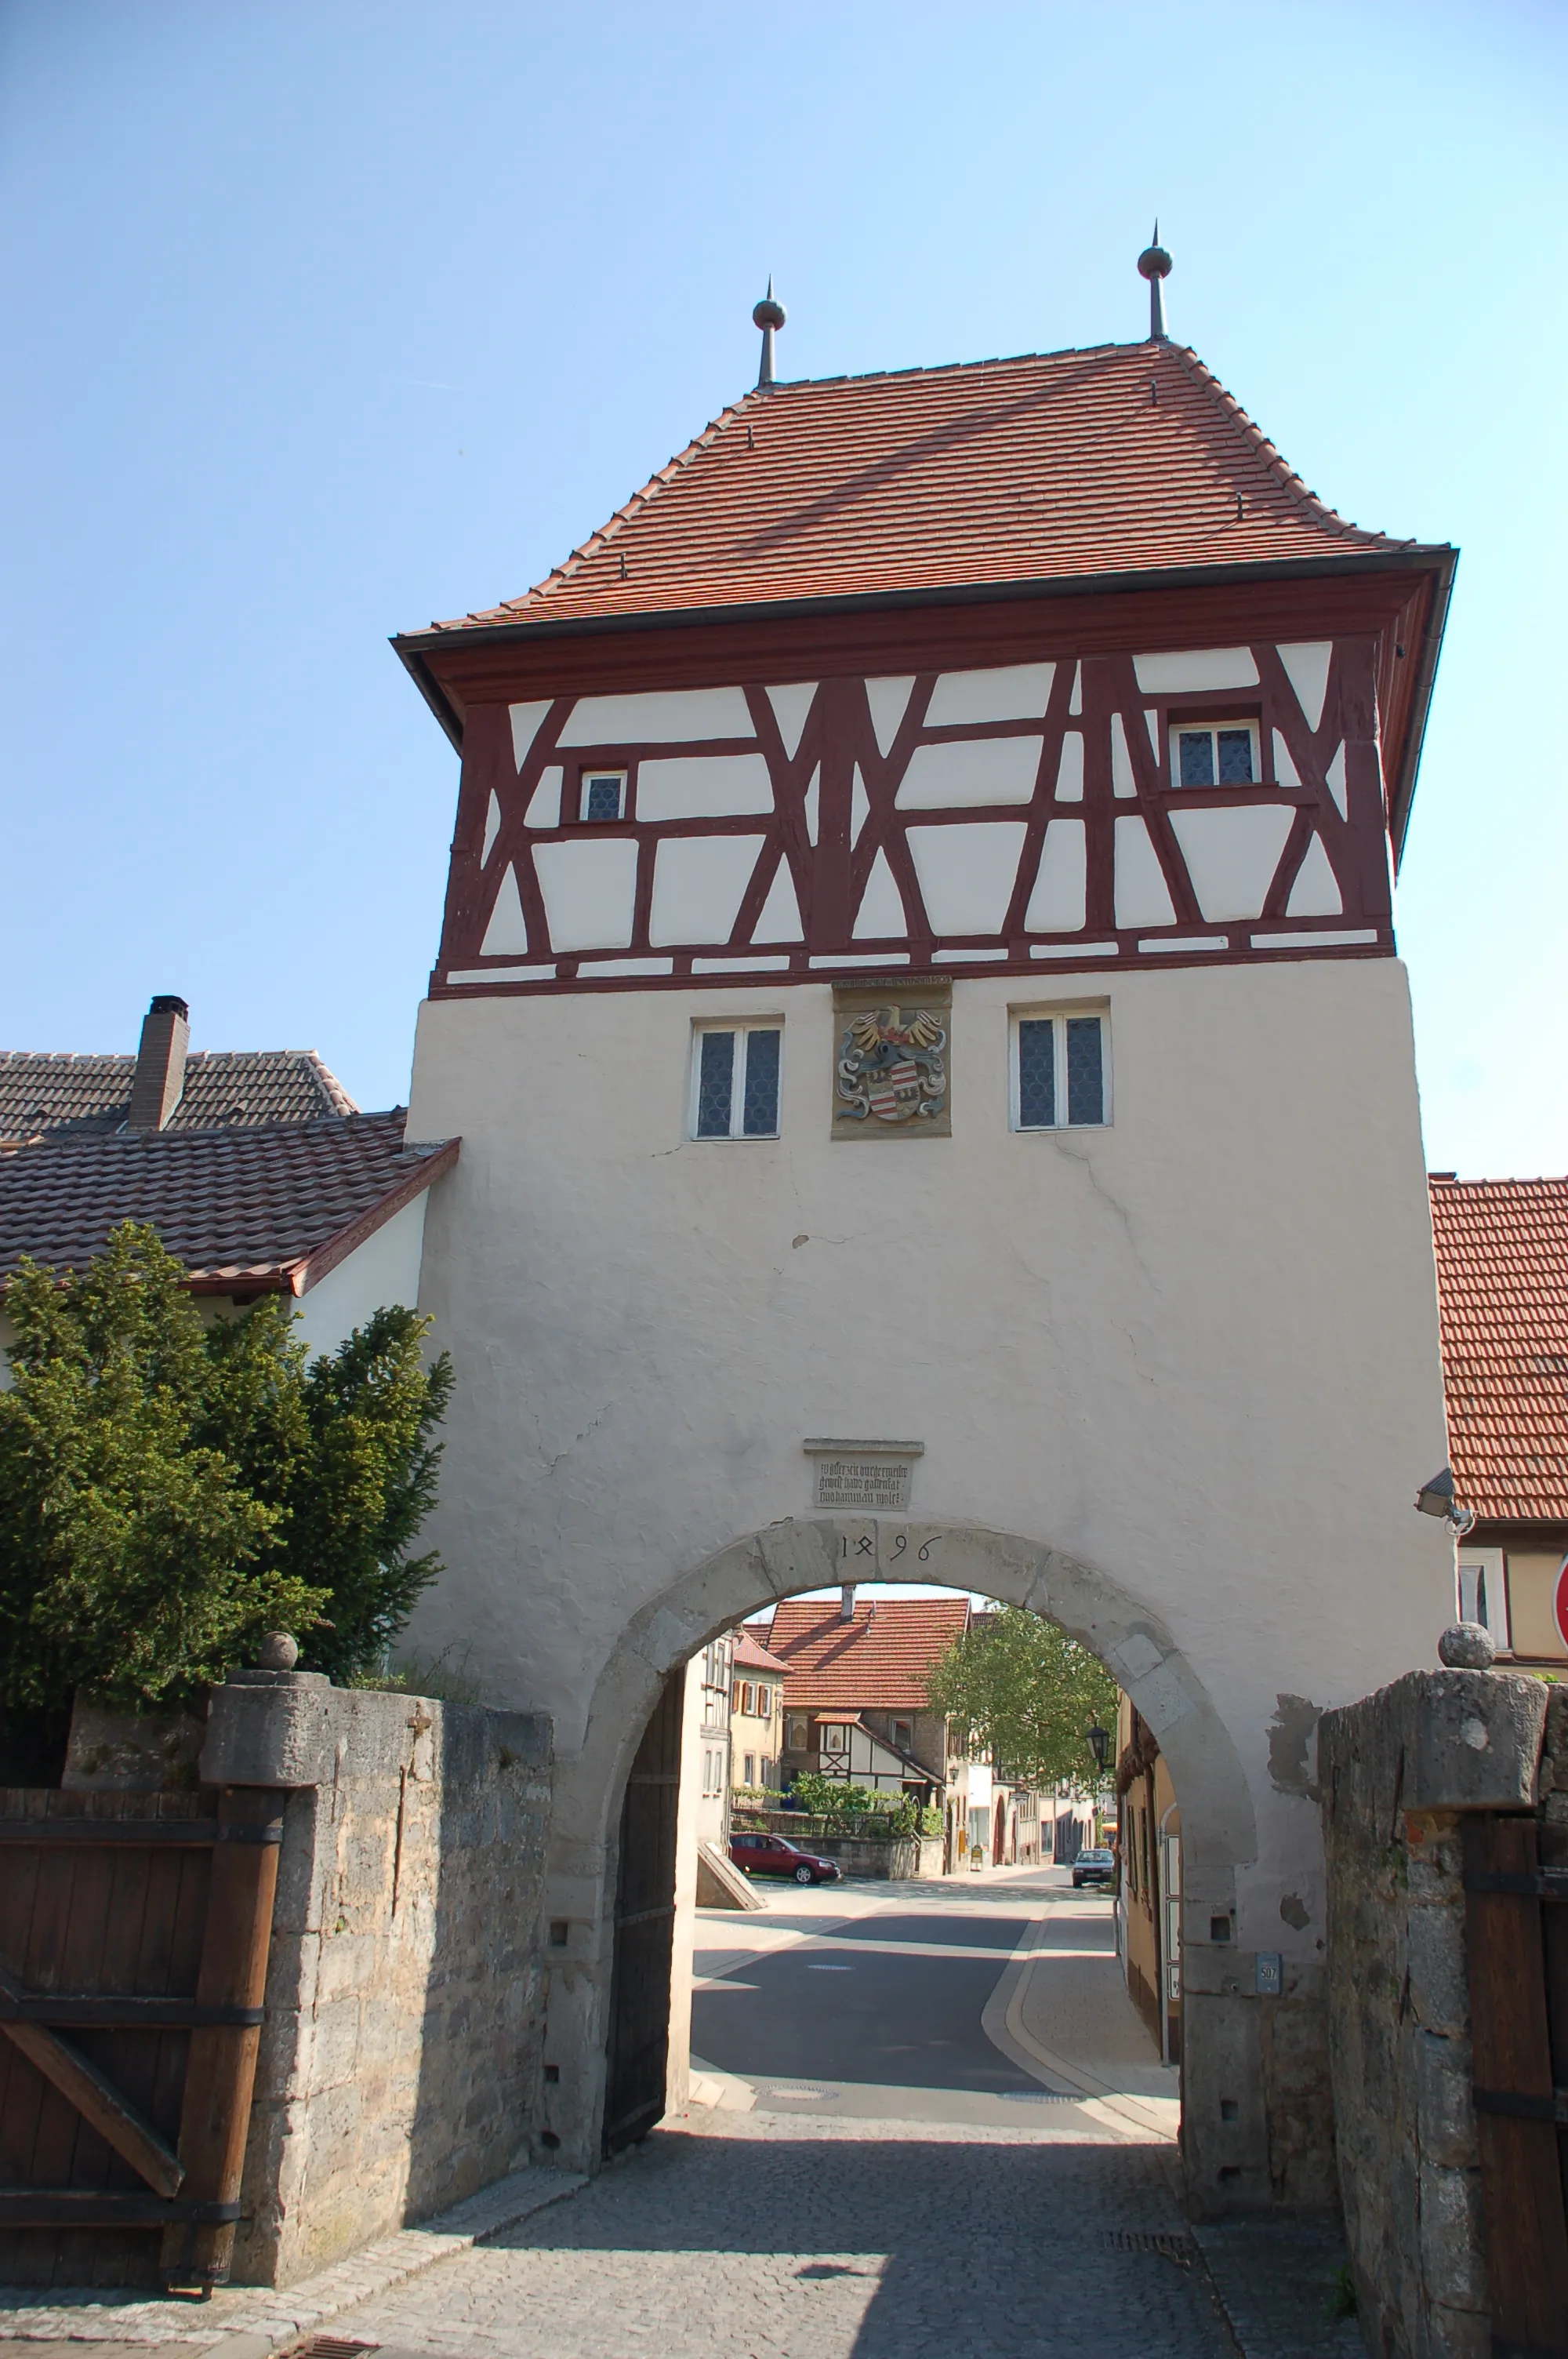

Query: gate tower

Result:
[394,252,1457,2205]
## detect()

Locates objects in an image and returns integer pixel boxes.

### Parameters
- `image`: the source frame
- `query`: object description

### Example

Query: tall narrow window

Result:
[1457,1550,1510,1652]
[691,1023,782,1140]
[1171,722,1259,787]
[1013,1012,1109,1129]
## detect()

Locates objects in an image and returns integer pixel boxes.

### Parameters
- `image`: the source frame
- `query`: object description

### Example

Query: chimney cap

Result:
[148,994,190,1020]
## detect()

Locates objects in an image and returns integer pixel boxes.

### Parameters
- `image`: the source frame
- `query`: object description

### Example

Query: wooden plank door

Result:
[602,1671,684,2157]
[1463,1814,1568,2357]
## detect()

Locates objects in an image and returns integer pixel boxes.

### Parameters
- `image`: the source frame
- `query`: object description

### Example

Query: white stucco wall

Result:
[405,957,1450,1964]
[292,1192,430,1360]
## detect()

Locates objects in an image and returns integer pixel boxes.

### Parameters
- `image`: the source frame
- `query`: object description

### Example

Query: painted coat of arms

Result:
[836,1007,948,1126]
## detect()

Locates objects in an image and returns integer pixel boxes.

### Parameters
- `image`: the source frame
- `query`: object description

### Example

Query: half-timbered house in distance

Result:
[394,245,1458,2201]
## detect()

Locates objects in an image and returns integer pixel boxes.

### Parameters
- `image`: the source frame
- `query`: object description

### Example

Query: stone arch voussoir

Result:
[550,1517,1256,1926]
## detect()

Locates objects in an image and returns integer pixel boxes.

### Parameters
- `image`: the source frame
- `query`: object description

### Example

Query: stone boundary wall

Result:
[200,1678,552,2288]
[735,1811,943,1879]
[1319,1665,1552,2359]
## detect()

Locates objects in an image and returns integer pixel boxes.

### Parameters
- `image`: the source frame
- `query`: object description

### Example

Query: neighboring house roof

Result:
[764,1596,971,1710]
[1429,1175,1568,1525]
[0,1110,458,1297]
[733,1630,790,1677]
[417,342,1422,636]
[0,1049,357,1142]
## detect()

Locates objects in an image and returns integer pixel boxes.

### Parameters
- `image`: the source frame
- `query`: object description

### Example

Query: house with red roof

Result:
[728,1627,790,1794]
[759,1590,1045,1870]
[1430,1174,1568,1665]
[0,994,457,1366]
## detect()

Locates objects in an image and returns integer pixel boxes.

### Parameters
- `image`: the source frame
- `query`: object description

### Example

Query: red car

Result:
[730,1830,843,1885]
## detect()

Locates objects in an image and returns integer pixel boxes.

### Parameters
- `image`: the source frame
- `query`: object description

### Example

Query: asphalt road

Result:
[693,1905,1043,2097]
[685,1865,1161,2131]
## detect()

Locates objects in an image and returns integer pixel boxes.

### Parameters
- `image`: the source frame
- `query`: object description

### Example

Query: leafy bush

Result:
[783,1773,939,1837]
[0,1223,452,1712]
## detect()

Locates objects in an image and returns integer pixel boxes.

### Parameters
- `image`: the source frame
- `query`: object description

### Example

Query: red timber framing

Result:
[403,566,1444,1004]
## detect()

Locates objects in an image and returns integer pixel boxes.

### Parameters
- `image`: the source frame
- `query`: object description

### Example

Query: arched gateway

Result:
[394,274,1458,2220]
[543,1517,1256,2188]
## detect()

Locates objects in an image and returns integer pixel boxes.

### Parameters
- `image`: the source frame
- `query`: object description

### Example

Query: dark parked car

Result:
[731,1831,843,1885]
[1071,1848,1116,1889]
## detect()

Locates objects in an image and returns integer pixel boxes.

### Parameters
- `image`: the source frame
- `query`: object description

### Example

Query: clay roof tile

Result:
[1429,1176,1568,1525]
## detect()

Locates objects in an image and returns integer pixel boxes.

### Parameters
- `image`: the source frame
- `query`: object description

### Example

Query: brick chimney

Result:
[126,995,190,1131]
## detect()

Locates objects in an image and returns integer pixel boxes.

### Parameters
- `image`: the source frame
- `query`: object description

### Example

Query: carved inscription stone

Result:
[804,1438,923,1512]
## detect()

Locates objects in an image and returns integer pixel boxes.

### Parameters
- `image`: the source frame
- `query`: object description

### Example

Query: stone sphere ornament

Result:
[256,1630,300,1671]
[1437,1622,1496,1670]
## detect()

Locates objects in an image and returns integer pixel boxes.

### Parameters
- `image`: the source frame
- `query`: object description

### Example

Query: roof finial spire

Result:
[753,275,786,388]
[1137,221,1172,343]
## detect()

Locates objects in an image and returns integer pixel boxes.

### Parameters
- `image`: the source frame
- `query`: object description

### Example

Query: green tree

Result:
[0,1227,321,1712]
[0,1223,453,1711]
[201,1296,453,1683]
[922,1604,1117,1790]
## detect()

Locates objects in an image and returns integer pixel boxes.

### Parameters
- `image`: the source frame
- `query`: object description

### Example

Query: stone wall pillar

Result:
[1319,1661,1550,2358]
[199,1674,551,2286]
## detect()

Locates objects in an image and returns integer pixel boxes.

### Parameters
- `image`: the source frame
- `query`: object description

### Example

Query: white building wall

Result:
[405,954,1452,1970]
[292,1192,430,1360]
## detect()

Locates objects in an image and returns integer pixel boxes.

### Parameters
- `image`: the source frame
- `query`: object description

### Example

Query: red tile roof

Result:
[733,1630,790,1677]
[0,1049,357,1143]
[1429,1176,1568,1525]
[763,1596,971,1710]
[0,1111,457,1297]
[422,342,1416,634]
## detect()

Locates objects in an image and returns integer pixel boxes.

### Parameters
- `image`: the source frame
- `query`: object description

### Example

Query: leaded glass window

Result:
[1065,1017,1104,1124]
[580,770,626,822]
[1171,722,1258,788]
[1178,729,1215,787]
[1014,1012,1109,1130]
[1017,1020,1056,1129]
[695,1031,735,1136]
[741,1028,780,1136]
[692,1023,782,1140]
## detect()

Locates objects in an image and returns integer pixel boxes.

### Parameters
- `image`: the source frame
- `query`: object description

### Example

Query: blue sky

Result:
[2,1,1563,1176]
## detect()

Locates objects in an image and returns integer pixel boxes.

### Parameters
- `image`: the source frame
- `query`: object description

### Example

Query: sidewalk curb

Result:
[0,2167,590,2352]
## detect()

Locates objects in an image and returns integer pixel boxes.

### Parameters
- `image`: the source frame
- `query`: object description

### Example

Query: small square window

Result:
[1171,722,1258,788]
[579,770,626,822]
[691,1023,782,1140]
[1013,1012,1109,1130]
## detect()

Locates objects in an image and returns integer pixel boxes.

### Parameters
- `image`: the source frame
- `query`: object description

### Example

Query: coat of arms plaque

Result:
[830,980,953,1140]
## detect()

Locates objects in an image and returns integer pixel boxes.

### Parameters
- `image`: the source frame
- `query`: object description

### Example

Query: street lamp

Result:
[1085,1725,1111,1772]
[1414,1467,1476,1538]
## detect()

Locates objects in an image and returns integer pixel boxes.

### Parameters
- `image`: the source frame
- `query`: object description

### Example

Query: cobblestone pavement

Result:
[332,2110,1236,2359]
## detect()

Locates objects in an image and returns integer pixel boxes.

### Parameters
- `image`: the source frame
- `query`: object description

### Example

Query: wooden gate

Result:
[1464,1814,1568,2357]
[602,1670,684,2157]
[0,1783,282,2292]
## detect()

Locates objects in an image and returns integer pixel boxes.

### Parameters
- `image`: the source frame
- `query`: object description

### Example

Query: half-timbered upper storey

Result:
[395,337,1454,999]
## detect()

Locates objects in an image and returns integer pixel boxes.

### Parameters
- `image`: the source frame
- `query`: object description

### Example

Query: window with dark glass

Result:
[691,1023,782,1140]
[1014,1012,1108,1129]
[579,770,626,822]
[1172,722,1258,787]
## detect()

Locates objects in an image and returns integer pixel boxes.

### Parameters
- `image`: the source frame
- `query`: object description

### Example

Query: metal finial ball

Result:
[753,293,786,332]
[1438,1622,1496,1670]
[1138,242,1173,282]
